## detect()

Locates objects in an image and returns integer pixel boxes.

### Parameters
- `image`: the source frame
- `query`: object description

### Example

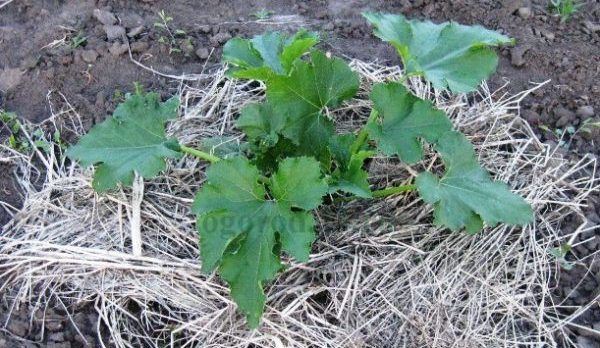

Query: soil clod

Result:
[93,9,117,26]
[103,24,126,41]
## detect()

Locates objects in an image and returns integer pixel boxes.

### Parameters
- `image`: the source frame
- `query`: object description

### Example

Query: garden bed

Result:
[1,0,599,347]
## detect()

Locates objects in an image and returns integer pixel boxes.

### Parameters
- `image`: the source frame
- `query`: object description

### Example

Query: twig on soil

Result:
[0,0,15,10]
[130,173,144,257]
[125,35,203,82]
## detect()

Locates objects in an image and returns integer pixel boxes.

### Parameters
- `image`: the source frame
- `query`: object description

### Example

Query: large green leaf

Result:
[237,102,286,147]
[363,12,513,93]
[270,157,330,210]
[415,131,533,233]
[193,156,327,327]
[367,82,452,163]
[268,51,360,127]
[67,93,181,191]
[222,30,320,81]
[267,51,360,159]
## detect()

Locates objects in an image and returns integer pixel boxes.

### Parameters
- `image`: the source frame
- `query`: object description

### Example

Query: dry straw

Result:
[1,61,598,347]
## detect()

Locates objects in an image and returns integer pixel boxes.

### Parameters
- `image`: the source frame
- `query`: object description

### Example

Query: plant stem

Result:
[258,175,270,185]
[350,110,378,154]
[371,184,416,198]
[179,145,221,163]
[179,145,271,184]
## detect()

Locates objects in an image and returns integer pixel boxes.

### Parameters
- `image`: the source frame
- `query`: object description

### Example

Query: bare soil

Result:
[0,0,598,347]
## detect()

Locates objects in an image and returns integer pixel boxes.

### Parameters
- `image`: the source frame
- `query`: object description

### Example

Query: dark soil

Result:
[0,0,598,347]
[0,301,106,348]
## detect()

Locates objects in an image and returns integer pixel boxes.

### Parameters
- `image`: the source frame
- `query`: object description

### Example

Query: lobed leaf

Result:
[270,157,330,210]
[193,156,327,327]
[267,51,360,161]
[237,102,286,146]
[415,131,533,233]
[268,51,360,124]
[363,12,513,93]
[367,82,452,163]
[328,133,372,197]
[223,30,320,81]
[67,93,181,191]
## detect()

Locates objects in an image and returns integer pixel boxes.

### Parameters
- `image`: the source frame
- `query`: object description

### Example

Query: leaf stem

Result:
[258,175,270,185]
[350,110,378,154]
[179,145,221,163]
[371,184,416,198]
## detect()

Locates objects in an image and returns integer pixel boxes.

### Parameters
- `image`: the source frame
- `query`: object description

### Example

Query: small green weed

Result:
[112,89,126,103]
[549,0,583,23]
[580,118,600,134]
[550,244,574,270]
[554,126,576,147]
[1,111,30,152]
[69,31,87,48]
[252,8,274,20]
[1,110,65,154]
[154,10,191,55]
[544,118,600,148]
[1,110,20,134]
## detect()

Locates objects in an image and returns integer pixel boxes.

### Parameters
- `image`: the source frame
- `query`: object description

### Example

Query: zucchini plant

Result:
[67,13,532,328]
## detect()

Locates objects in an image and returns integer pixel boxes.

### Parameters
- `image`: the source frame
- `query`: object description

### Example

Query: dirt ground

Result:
[0,0,599,347]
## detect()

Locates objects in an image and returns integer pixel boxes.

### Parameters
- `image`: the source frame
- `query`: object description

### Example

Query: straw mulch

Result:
[1,61,598,347]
